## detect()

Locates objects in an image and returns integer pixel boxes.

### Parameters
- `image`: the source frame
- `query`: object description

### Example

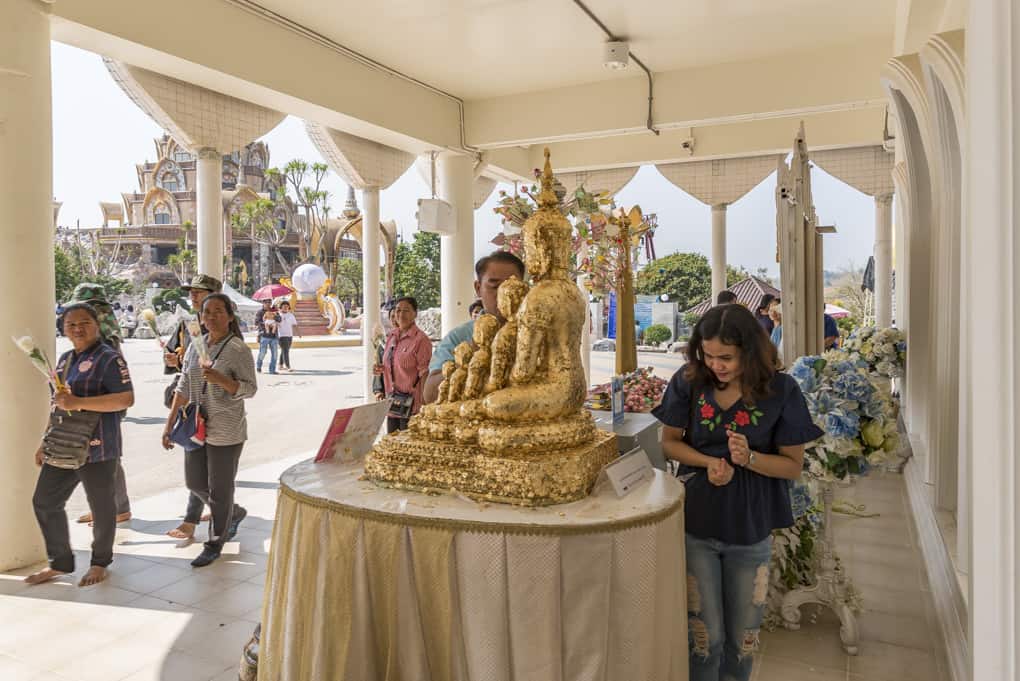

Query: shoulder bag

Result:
[169,335,231,451]
[41,356,101,470]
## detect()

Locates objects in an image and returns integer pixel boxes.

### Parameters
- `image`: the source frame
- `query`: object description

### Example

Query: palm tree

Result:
[181,220,194,250]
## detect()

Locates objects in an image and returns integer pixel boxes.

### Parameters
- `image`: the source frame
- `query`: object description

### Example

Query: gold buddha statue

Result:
[364,150,616,506]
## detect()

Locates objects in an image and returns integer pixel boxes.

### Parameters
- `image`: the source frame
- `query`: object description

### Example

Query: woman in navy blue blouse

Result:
[27,303,135,588]
[652,304,822,681]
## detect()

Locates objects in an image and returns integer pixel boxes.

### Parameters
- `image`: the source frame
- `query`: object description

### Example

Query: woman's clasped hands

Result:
[706,456,734,486]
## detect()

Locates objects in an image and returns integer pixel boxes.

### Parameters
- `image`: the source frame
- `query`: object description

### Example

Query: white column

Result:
[966,2,1017,678]
[362,187,381,401]
[437,152,475,336]
[874,193,894,327]
[711,204,727,303]
[196,148,223,281]
[578,275,591,387]
[0,0,51,569]
[815,232,824,355]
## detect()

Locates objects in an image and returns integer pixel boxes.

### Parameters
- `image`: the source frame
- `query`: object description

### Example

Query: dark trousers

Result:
[386,416,409,433]
[279,336,293,368]
[113,459,130,515]
[33,459,118,572]
[183,490,205,525]
[185,443,243,550]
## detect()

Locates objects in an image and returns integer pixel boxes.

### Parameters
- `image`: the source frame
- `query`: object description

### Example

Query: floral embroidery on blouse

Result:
[697,392,764,432]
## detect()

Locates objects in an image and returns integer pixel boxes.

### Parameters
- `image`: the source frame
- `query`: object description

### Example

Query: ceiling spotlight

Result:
[603,41,630,70]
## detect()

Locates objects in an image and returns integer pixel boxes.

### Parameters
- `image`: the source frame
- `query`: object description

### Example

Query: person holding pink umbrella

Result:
[256,307,279,374]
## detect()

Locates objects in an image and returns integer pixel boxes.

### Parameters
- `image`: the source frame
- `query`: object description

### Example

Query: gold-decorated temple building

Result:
[96,134,361,281]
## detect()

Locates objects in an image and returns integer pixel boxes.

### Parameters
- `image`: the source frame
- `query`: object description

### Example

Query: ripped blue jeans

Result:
[686,533,772,681]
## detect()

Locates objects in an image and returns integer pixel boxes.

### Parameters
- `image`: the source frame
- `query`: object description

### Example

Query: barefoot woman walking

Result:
[26,303,135,587]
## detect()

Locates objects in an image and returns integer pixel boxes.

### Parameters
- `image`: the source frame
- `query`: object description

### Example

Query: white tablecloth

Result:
[259,459,687,681]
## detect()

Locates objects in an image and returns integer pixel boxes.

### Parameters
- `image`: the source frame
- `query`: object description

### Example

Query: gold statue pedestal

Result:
[365,428,617,506]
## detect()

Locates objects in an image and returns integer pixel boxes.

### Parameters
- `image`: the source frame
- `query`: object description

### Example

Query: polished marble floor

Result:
[2,454,949,681]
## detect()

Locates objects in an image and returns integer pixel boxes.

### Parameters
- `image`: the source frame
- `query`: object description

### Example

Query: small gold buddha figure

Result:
[445,341,474,403]
[484,276,529,395]
[419,342,476,440]
[461,314,501,400]
[434,361,457,404]
[413,360,457,428]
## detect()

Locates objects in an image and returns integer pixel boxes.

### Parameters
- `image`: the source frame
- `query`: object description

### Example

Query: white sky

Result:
[52,42,877,277]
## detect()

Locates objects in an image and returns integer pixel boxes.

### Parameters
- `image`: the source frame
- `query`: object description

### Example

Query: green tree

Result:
[334,258,364,306]
[167,249,196,283]
[754,267,775,286]
[281,160,331,260]
[54,244,81,302]
[152,287,188,313]
[393,232,441,309]
[231,197,279,285]
[726,264,750,286]
[635,253,712,311]
[181,220,194,251]
[54,243,133,302]
[643,323,672,345]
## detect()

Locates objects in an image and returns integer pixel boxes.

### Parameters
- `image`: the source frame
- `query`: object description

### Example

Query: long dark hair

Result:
[684,304,778,402]
[201,293,243,338]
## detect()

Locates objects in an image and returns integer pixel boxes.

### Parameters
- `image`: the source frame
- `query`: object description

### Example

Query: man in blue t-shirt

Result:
[422,250,526,404]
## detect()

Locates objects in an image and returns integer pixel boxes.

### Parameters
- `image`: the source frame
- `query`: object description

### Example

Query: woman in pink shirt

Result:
[378,296,432,432]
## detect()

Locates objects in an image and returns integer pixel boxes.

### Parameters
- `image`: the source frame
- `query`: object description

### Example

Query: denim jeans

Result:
[257,337,278,373]
[686,533,772,681]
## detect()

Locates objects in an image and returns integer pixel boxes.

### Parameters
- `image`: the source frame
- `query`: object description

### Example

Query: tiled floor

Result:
[755,468,952,681]
[3,456,949,681]
[0,453,299,681]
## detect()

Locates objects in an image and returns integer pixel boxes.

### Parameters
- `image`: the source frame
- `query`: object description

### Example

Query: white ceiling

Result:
[255,0,896,98]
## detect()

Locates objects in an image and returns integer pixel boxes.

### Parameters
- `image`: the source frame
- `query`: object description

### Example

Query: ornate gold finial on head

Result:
[538,147,558,208]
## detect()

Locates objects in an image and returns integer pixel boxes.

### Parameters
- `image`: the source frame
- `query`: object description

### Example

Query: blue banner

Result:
[607,293,616,339]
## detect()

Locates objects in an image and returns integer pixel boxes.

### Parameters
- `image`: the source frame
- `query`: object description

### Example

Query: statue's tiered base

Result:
[366,415,617,506]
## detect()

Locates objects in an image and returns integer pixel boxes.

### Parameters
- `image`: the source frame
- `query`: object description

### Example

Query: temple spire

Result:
[342,185,360,219]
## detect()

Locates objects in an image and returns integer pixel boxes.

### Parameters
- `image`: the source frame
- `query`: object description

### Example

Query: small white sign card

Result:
[598,447,655,497]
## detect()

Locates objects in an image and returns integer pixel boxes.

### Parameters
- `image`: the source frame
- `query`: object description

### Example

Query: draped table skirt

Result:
[259,459,687,681]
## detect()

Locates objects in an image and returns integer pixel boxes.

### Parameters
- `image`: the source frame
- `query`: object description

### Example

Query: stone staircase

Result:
[292,299,330,335]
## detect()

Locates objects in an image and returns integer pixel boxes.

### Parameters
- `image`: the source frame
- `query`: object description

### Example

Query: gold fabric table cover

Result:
[259,459,687,681]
